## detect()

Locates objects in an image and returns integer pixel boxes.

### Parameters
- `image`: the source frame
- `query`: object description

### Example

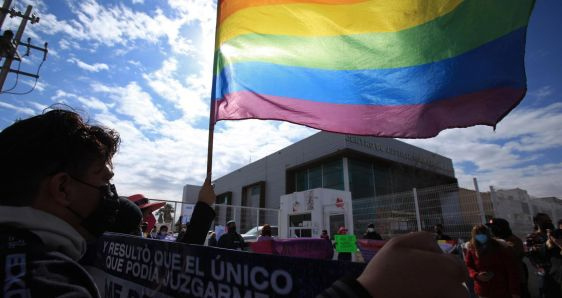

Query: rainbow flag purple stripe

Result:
[212,0,535,137]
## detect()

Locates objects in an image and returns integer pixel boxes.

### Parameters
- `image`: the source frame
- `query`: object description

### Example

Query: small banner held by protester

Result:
[334,235,357,253]
[95,234,365,297]
[249,238,334,260]
[357,239,387,263]
[438,240,458,254]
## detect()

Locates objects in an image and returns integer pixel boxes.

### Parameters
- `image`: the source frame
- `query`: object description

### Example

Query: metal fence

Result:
[146,186,489,240]
[146,182,562,242]
[135,200,280,237]
[351,183,493,240]
[213,204,280,236]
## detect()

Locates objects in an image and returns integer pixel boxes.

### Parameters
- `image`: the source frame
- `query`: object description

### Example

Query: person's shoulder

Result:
[30,251,100,297]
[0,232,100,298]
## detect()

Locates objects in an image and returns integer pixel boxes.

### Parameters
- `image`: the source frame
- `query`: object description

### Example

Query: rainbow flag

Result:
[212,0,535,138]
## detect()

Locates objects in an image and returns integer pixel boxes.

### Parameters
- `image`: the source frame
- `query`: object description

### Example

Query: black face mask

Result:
[68,176,119,237]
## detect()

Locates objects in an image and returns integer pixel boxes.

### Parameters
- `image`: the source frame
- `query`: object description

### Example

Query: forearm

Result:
[316,277,371,298]
[178,201,215,244]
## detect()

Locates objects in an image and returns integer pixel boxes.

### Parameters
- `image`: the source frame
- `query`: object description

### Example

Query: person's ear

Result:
[47,172,72,207]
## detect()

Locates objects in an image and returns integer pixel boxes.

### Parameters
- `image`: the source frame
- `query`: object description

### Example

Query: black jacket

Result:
[177,201,216,245]
[1,226,99,297]
[363,231,383,240]
[218,231,245,250]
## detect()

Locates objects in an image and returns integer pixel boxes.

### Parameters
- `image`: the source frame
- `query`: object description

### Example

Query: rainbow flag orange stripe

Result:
[212,0,535,137]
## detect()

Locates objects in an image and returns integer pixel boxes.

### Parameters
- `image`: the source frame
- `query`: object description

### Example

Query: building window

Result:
[241,181,266,233]
[296,170,308,191]
[373,165,392,196]
[290,159,343,193]
[349,159,374,200]
[289,213,312,237]
[215,192,232,225]
[309,166,322,189]
[323,159,344,190]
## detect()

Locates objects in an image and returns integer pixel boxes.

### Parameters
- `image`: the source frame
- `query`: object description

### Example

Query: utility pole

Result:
[0,0,12,29]
[0,1,47,93]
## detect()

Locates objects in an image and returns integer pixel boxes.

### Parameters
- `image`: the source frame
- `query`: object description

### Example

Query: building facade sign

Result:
[345,135,454,177]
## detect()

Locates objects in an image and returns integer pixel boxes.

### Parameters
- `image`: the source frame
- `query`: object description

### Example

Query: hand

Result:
[197,176,216,205]
[476,272,494,282]
[547,235,562,249]
[357,232,468,298]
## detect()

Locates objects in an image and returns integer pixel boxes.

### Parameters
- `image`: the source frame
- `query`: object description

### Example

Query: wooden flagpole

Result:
[206,0,223,181]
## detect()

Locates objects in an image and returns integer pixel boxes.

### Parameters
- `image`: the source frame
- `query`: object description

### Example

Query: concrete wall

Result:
[184,132,455,211]
[491,188,562,239]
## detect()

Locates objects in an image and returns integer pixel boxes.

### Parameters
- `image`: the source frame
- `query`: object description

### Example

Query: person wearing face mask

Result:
[465,225,521,298]
[217,220,245,250]
[0,108,121,297]
[363,223,382,240]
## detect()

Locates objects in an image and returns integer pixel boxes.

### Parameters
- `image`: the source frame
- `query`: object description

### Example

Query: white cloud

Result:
[212,120,317,178]
[67,57,109,72]
[403,103,562,198]
[0,101,35,115]
[91,81,165,130]
[59,38,82,50]
[33,0,175,47]
[51,89,110,112]
[132,0,144,4]
[26,0,215,59]
[86,103,209,201]
[531,85,554,100]
[21,79,47,92]
[143,58,209,123]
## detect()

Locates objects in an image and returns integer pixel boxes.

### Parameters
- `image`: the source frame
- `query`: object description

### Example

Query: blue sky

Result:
[0,0,561,201]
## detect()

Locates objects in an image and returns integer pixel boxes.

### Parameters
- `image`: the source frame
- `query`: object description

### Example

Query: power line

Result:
[0,1,47,94]
[1,58,44,95]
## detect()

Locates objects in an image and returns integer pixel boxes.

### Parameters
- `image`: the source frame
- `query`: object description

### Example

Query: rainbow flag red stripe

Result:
[212,0,535,137]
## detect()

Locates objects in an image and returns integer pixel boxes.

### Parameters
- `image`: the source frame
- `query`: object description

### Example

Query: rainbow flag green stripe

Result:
[218,0,531,71]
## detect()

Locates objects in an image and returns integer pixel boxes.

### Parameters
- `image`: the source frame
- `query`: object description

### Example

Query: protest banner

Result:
[357,239,387,263]
[96,234,365,297]
[334,235,357,253]
[438,240,458,254]
[249,238,333,260]
[214,225,225,240]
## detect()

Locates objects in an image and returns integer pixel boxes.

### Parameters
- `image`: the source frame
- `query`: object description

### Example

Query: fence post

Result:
[473,177,486,224]
[413,188,422,232]
[256,208,260,229]
[489,186,497,219]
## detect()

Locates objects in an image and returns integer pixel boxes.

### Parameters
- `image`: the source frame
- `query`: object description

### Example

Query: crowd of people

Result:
[1,108,560,298]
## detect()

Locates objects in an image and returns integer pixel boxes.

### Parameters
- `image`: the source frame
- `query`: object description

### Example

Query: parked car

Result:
[242,225,279,241]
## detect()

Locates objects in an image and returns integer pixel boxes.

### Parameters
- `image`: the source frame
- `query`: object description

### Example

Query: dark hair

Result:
[487,218,513,239]
[533,213,551,224]
[261,224,272,237]
[0,108,120,206]
[470,225,499,257]
[108,197,143,235]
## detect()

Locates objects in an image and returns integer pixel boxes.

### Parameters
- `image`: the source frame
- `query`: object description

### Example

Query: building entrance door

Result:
[327,213,345,238]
